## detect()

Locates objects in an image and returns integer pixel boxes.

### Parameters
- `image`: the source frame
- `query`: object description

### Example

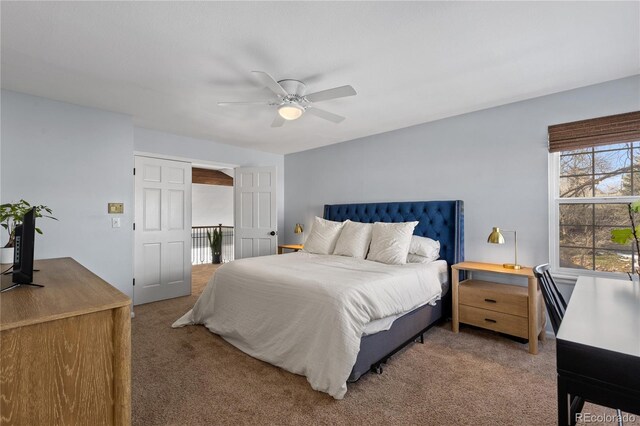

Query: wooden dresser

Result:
[0,258,131,425]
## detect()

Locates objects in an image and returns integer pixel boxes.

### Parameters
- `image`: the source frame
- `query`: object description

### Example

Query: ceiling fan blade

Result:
[305,107,345,124]
[217,101,271,106]
[305,85,356,103]
[252,71,288,97]
[271,113,286,128]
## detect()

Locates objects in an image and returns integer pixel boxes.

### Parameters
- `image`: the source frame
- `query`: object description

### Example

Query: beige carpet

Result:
[132,268,626,426]
[191,264,221,295]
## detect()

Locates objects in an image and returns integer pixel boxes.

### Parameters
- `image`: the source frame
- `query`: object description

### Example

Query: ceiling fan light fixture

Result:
[220,71,355,126]
[278,104,304,120]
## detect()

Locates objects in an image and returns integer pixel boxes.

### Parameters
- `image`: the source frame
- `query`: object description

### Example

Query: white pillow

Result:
[366,221,419,265]
[302,217,345,255]
[407,253,433,264]
[333,220,373,259]
[408,235,440,261]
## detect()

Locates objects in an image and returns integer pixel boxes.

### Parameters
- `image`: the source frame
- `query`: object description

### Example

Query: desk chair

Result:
[533,264,623,426]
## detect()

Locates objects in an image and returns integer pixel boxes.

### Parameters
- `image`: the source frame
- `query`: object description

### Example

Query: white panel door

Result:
[234,166,277,259]
[134,156,192,305]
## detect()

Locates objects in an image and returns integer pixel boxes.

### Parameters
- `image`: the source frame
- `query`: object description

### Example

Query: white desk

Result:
[556,275,640,425]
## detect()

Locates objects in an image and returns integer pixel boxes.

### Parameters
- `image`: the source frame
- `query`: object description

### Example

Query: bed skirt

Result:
[348,299,443,382]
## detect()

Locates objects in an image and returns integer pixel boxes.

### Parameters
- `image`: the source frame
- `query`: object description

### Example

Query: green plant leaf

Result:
[611,228,635,245]
[0,201,56,241]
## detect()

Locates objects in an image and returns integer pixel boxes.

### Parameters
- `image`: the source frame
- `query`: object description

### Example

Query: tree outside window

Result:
[557,142,640,274]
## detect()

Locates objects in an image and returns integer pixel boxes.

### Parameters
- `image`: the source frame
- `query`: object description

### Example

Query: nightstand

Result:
[451,261,546,354]
[277,244,303,254]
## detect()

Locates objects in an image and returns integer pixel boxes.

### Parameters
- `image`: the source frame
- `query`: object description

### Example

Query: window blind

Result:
[548,111,640,153]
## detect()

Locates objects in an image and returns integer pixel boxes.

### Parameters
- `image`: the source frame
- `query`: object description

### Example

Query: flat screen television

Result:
[1,207,42,292]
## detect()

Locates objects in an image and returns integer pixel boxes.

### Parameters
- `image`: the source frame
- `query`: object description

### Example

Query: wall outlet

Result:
[112,217,121,228]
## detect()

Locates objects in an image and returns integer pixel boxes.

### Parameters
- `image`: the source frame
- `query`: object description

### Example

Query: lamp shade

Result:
[487,227,505,244]
[278,104,304,121]
[294,223,304,234]
[487,227,520,270]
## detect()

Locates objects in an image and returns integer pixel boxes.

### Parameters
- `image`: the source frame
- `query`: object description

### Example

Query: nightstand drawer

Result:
[459,305,528,339]
[459,280,528,317]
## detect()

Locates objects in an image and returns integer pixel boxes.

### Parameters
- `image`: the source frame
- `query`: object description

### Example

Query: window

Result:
[553,143,640,274]
[549,112,640,276]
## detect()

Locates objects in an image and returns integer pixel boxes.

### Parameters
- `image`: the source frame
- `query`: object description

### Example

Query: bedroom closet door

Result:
[234,166,277,259]
[134,156,192,305]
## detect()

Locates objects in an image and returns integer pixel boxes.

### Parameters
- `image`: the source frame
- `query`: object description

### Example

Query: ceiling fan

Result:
[218,71,357,127]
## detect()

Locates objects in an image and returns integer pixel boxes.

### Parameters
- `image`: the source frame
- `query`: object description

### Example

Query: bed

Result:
[323,201,464,382]
[174,200,464,399]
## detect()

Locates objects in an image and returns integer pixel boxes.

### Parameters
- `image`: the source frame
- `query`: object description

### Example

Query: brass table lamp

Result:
[294,223,304,244]
[487,227,521,270]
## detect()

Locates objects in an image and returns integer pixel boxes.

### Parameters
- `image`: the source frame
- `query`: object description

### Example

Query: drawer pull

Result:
[484,298,497,303]
[484,318,497,323]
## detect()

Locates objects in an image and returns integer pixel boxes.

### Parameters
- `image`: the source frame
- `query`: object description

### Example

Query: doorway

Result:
[132,152,278,305]
[132,153,237,306]
[190,167,234,294]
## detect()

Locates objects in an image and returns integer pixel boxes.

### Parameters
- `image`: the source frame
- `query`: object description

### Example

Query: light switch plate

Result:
[112,217,121,228]
[108,203,124,214]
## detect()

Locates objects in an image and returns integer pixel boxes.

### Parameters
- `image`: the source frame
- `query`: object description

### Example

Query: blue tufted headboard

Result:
[324,200,464,298]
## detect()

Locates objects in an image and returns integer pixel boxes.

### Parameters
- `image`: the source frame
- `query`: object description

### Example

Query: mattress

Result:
[362,259,448,336]
[173,252,444,399]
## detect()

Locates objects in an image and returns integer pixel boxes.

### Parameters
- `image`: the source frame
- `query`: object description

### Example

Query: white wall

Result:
[192,183,233,227]
[1,90,134,298]
[134,127,285,235]
[284,76,640,273]
[0,90,284,296]
[4,75,637,304]
[1,91,285,301]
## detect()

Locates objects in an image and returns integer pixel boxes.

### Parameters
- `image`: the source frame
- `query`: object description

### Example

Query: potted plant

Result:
[610,200,640,280]
[207,228,223,264]
[0,200,57,264]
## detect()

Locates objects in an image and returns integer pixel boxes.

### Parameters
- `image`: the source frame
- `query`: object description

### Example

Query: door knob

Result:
[270,231,277,236]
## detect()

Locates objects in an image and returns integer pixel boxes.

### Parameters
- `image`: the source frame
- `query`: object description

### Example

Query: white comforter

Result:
[172,252,443,399]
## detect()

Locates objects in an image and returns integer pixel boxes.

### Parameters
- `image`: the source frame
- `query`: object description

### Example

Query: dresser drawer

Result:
[459,305,528,339]
[459,280,528,317]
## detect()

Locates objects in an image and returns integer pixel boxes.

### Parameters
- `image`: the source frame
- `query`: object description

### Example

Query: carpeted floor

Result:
[131,267,628,426]
[191,263,220,295]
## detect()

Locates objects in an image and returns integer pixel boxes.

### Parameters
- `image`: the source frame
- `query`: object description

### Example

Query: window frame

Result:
[549,152,637,280]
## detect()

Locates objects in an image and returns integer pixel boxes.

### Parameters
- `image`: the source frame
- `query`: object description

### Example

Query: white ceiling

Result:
[2,2,638,155]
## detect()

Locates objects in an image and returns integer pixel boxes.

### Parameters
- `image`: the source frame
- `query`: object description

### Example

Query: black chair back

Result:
[534,264,624,424]
[533,263,567,335]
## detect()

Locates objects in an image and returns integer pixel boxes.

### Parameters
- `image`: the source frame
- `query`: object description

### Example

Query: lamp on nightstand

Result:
[294,223,304,244]
[487,227,521,270]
